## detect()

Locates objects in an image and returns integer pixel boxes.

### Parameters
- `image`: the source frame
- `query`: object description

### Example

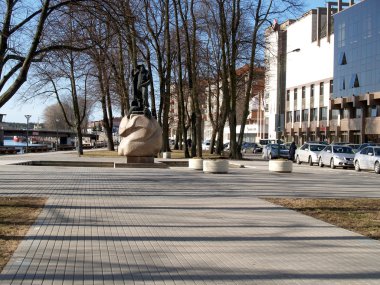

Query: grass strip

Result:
[0,197,47,272]
[266,198,380,240]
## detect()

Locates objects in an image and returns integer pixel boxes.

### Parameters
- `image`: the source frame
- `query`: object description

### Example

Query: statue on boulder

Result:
[118,63,162,159]
[129,64,153,119]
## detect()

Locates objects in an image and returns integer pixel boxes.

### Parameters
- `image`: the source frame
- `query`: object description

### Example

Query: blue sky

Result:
[0,0,331,124]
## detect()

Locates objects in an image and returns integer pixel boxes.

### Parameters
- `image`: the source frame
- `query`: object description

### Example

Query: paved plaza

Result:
[1,152,380,284]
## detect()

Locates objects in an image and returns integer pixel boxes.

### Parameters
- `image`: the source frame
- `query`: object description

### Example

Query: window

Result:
[360,147,369,155]
[350,74,360,88]
[329,80,333,94]
[302,109,309,122]
[286,90,290,101]
[294,88,298,100]
[320,107,328,120]
[338,52,347,65]
[302,86,306,99]
[310,108,318,121]
[343,108,350,119]
[370,105,379,117]
[332,109,340,120]
[310,84,314,97]
[325,146,332,152]
[340,78,346,91]
[287,111,293,123]
[300,144,308,150]
[320,82,324,96]
[294,110,300,122]
[355,108,362,119]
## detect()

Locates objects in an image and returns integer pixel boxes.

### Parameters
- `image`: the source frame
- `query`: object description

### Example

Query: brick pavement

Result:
[0,153,380,284]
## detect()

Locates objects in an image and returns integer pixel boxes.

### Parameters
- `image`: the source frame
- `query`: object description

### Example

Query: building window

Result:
[310,108,317,121]
[310,84,314,97]
[286,90,290,101]
[287,111,293,123]
[355,108,362,119]
[337,22,346,48]
[343,108,350,119]
[320,82,324,96]
[332,109,340,120]
[294,110,300,122]
[302,109,309,122]
[329,80,333,94]
[350,74,360,88]
[340,78,346,90]
[338,52,347,65]
[294,88,298,101]
[320,107,328,120]
[302,86,306,99]
[370,105,379,117]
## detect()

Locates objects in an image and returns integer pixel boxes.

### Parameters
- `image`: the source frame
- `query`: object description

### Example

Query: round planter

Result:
[162,152,171,159]
[268,160,293,173]
[203,159,229,174]
[189,158,203,170]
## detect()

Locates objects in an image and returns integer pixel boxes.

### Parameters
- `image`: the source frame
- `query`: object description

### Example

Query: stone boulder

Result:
[118,114,162,157]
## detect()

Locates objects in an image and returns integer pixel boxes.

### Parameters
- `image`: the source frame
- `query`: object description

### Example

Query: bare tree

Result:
[0,0,89,109]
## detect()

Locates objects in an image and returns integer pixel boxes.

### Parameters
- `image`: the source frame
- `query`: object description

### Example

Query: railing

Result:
[349,118,361,130]
[365,117,380,133]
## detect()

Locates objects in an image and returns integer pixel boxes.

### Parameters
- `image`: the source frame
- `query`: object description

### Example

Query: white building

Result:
[265,1,357,144]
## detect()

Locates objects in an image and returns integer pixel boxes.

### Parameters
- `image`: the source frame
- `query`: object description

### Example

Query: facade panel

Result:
[334,0,380,98]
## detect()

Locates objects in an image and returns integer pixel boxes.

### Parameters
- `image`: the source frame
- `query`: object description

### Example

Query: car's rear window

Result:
[333,146,354,154]
[310,145,325,151]
[375,148,380,156]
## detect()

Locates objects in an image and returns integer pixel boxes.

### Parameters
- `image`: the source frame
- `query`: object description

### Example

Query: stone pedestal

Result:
[189,158,203,170]
[126,156,154,164]
[203,159,229,174]
[118,115,162,161]
[268,160,293,173]
[163,152,171,159]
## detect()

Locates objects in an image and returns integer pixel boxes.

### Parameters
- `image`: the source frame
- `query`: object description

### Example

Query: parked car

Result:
[331,142,350,145]
[295,143,326,165]
[259,139,283,146]
[305,141,329,145]
[318,145,355,169]
[262,144,289,159]
[354,146,380,174]
[202,140,211,151]
[356,142,380,153]
[345,144,361,153]
[242,142,263,153]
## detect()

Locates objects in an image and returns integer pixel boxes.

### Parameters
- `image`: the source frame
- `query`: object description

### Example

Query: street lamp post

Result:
[56,119,60,151]
[276,47,300,158]
[0,114,6,147]
[25,115,31,153]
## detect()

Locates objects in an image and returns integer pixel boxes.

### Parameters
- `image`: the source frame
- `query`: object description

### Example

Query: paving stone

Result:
[0,153,380,284]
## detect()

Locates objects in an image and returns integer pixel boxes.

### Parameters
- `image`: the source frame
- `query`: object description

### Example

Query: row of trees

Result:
[0,0,302,158]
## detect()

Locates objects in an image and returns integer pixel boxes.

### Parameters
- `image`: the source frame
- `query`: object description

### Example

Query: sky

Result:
[0,0,331,124]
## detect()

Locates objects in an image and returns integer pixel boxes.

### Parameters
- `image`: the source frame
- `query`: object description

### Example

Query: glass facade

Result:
[333,0,380,98]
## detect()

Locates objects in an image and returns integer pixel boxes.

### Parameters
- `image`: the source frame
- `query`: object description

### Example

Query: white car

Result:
[202,140,211,151]
[295,143,326,166]
[354,146,380,174]
[318,145,355,169]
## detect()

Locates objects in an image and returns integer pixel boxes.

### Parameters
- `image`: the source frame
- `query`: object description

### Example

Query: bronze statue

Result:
[129,64,152,119]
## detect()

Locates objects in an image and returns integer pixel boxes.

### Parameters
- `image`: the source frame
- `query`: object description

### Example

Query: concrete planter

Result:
[162,152,171,159]
[203,159,229,174]
[189,158,203,170]
[268,160,293,173]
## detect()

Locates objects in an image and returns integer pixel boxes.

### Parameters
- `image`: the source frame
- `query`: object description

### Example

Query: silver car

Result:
[318,145,355,169]
[295,143,326,166]
[354,146,380,174]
